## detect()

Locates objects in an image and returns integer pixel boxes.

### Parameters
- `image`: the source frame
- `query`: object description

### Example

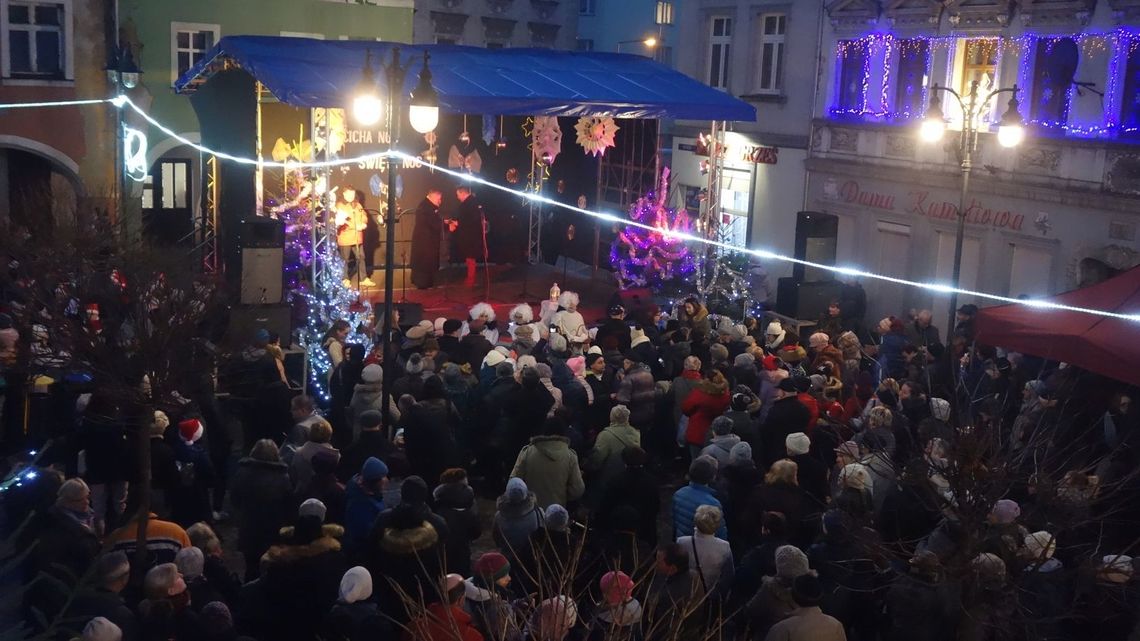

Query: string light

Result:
[0,97,115,110]
[0,96,1135,322]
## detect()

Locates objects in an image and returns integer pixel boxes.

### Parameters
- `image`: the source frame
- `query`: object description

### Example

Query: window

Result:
[3,0,68,79]
[1030,38,1076,127]
[894,39,930,118]
[836,39,869,112]
[575,38,594,52]
[142,159,193,245]
[755,13,785,93]
[579,0,595,16]
[958,38,997,97]
[655,1,674,25]
[1120,45,1140,136]
[708,16,732,90]
[171,22,218,82]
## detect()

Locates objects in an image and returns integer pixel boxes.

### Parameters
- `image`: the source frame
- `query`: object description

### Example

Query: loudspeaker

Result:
[241,248,284,304]
[775,278,841,320]
[239,218,285,304]
[226,304,293,348]
[373,301,424,328]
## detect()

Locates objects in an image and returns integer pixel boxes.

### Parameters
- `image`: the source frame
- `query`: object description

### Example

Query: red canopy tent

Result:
[975,266,1140,388]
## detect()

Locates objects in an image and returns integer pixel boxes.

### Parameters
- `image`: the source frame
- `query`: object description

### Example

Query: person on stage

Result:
[410,189,451,289]
[454,186,485,288]
[335,186,372,288]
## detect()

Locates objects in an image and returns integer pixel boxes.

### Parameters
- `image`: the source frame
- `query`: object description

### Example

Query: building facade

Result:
[576,0,678,62]
[118,0,414,244]
[0,0,117,235]
[809,0,1140,325]
[412,0,577,49]
[669,0,826,284]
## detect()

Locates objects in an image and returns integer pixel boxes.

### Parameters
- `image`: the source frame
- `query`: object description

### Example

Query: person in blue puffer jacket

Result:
[671,455,727,539]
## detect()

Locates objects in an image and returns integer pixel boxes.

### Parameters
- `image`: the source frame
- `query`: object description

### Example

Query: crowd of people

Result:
[2,285,1139,641]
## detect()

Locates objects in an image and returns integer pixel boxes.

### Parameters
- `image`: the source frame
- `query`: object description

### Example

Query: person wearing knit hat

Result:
[709,342,729,365]
[672,455,725,539]
[407,571,484,641]
[593,571,642,630]
[1023,531,1057,563]
[839,462,873,493]
[494,478,543,570]
[786,432,811,456]
[474,551,512,585]
[178,418,204,443]
[765,321,787,350]
[530,595,578,641]
[989,499,1021,524]
[483,349,507,368]
[174,546,204,580]
[929,397,951,422]
[699,415,741,469]
[728,441,753,466]
[299,497,327,523]
[775,544,811,580]
[82,617,122,641]
[361,363,383,383]
[338,566,373,604]
[544,504,570,531]
[516,354,538,372]
[405,324,429,343]
[548,332,569,355]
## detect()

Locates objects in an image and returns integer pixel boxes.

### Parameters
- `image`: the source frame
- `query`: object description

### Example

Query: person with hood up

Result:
[228,441,294,581]
[370,503,445,623]
[672,456,726,539]
[464,552,524,641]
[553,291,589,345]
[493,477,545,570]
[700,415,741,468]
[678,297,711,336]
[404,574,483,641]
[343,457,389,557]
[588,571,642,641]
[432,468,482,576]
[682,369,731,457]
[583,405,641,494]
[510,417,585,509]
[746,544,814,639]
[259,511,347,637]
[615,359,656,432]
[882,551,959,641]
[325,566,390,641]
[348,364,399,441]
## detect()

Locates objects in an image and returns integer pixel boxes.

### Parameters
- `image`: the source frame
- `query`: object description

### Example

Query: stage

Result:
[357,258,628,325]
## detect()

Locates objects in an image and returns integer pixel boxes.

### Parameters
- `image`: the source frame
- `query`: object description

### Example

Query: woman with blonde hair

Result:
[748,458,820,548]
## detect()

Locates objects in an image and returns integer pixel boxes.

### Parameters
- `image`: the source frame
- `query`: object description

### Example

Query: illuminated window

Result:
[894,39,929,118]
[836,39,869,112]
[958,38,998,97]
[1030,38,1076,127]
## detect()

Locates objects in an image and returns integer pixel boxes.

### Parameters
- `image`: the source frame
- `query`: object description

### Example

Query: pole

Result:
[380,47,402,436]
[946,81,977,342]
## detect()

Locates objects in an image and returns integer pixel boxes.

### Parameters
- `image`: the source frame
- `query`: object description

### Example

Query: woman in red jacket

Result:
[682,369,731,458]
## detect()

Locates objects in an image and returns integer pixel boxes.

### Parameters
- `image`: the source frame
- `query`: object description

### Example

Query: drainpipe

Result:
[802,0,827,214]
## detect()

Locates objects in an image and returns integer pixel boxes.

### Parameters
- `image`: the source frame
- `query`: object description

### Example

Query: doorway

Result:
[793,211,838,282]
[142,159,193,245]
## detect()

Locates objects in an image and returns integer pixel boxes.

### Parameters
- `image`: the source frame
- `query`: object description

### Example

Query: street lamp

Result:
[920,81,1023,337]
[106,44,141,89]
[106,43,142,235]
[617,37,658,53]
[350,47,439,435]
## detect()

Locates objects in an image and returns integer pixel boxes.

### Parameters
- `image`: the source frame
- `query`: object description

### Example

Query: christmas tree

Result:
[609,168,696,288]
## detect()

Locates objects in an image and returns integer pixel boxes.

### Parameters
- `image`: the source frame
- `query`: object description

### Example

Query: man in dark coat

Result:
[760,379,811,468]
[410,189,446,289]
[454,186,484,287]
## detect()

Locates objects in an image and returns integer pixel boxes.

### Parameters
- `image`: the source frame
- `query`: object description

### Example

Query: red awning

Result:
[975,266,1140,387]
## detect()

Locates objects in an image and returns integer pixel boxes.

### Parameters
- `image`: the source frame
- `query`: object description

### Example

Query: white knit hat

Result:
[1024,531,1056,562]
[339,566,373,604]
[786,432,811,456]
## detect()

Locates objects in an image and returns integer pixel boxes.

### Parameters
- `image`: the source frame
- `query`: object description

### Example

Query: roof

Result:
[174,36,756,121]
[976,266,1140,387]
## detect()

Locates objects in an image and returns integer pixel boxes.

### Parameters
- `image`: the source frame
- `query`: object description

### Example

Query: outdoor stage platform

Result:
[358,259,639,325]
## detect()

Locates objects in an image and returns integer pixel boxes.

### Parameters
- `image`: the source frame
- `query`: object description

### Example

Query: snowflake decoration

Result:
[574,116,619,157]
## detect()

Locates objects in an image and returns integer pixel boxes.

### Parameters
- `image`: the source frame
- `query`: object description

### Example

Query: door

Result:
[932,230,981,334]
[868,221,912,324]
[142,159,193,245]
[1009,244,1053,299]
[793,211,838,282]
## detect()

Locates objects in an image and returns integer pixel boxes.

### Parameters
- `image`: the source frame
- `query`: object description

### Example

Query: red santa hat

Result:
[178,418,204,443]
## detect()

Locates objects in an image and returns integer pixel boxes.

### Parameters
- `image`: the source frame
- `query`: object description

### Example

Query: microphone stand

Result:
[479,205,491,301]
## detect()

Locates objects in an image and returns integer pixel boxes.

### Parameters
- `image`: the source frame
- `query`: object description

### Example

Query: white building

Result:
[808,0,1140,325]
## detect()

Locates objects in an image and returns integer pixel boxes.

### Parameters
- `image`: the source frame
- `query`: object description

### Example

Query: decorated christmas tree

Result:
[610,168,696,288]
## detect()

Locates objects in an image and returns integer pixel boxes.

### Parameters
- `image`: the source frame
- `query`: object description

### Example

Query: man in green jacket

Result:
[584,405,642,487]
[511,417,586,509]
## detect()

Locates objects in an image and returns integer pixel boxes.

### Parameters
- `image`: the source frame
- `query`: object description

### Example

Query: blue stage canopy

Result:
[174,36,756,121]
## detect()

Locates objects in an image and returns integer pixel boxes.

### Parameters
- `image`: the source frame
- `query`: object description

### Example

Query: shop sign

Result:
[744,146,778,165]
[834,179,1024,231]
